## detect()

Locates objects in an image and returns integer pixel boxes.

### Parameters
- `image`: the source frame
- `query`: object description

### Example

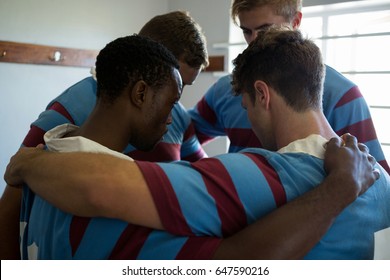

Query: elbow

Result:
[81,184,114,218]
[72,177,113,218]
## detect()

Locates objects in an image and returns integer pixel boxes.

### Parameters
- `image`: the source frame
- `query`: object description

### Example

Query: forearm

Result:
[0,186,22,259]
[5,149,162,229]
[213,172,357,260]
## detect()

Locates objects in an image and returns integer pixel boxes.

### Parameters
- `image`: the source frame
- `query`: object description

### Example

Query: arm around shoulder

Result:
[4,148,163,229]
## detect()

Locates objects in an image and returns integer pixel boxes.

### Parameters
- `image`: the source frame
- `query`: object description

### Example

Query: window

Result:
[300,0,390,162]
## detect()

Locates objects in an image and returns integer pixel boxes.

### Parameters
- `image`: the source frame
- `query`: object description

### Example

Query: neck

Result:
[273,108,338,150]
[67,100,132,152]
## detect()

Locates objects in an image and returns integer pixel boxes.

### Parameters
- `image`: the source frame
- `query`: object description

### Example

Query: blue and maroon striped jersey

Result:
[19,76,210,259]
[22,76,206,162]
[21,189,221,259]
[20,125,220,260]
[189,65,390,173]
[137,144,390,259]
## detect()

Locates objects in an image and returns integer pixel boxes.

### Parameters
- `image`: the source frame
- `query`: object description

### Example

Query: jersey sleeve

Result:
[322,66,390,173]
[174,102,207,161]
[21,77,97,148]
[136,151,287,238]
[188,75,232,144]
[22,102,75,147]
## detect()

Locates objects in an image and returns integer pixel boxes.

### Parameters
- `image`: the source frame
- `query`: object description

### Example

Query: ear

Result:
[254,80,270,109]
[130,80,148,108]
[292,11,302,29]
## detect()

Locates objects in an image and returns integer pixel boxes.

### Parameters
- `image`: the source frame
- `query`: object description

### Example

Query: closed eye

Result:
[240,27,252,36]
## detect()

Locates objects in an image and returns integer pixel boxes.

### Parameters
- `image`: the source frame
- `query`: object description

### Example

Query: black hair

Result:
[95,34,179,103]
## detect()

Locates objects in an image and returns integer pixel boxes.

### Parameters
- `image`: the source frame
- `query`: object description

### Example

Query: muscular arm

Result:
[5,135,378,259]
[5,148,162,229]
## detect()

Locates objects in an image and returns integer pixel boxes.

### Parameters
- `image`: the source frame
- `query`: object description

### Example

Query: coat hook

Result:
[1,50,6,57]
[49,50,63,62]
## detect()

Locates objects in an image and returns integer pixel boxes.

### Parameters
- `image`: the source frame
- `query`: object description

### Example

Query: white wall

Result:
[0,0,169,194]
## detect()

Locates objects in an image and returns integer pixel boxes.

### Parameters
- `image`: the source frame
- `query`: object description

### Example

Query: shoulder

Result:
[206,74,233,95]
[324,65,355,90]
[46,77,97,109]
[215,74,233,90]
[240,148,324,175]
[46,77,97,125]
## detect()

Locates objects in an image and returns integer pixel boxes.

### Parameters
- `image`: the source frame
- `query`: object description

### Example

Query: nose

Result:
[249,32,258,43]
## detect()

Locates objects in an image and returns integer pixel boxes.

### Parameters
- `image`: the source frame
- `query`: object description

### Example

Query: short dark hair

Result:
[95,35,179,103]
[232,27,325,112]
[139,11,209,69]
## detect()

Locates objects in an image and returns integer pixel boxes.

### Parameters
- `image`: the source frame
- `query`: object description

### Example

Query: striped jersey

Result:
[189,65,390,173]
[20,124,221,260]
[137,135,390,259]
[22,76,206,162]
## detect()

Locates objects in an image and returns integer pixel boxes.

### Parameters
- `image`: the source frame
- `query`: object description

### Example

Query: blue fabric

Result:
[145,148,390,259]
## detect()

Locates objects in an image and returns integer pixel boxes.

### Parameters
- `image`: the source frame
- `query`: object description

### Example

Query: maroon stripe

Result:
[183,122,196,141]
[378,159,390,175]
[244,153,287,207]
[335,86,363,108]
[128,143,181,161]
[226,128,262,148]
[108,226,153,259]
[180,122,206,161]
[69,217,91,256]
[196,97,217,125]
[176,237,222,260]
[335,118,377,143]
[22,102,74,147]
[22,126,46,147]
[333,119,390,174]
[197,132,215,145]
[190,158,247,236]
[48,101,75,123]
[135,161,193,235]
